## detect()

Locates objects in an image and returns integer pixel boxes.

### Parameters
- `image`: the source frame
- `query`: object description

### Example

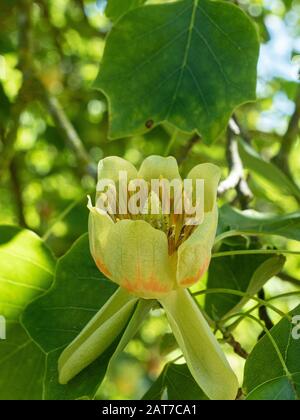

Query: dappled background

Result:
[0,0,300,399]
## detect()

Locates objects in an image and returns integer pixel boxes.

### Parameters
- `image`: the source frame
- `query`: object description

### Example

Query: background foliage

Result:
[0,0,300,400]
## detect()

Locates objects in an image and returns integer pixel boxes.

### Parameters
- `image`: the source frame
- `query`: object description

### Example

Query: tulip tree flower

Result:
[58,156,238,400]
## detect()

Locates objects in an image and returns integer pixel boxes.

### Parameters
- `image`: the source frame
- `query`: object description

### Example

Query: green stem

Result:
[267,291,300,302]
[220,312,292,381]
[212,249,300,258]
[214,230,266,245]
[192,288,290,320]
[164,129,179,157]
[219,291,300,331]
[220,306,260,332]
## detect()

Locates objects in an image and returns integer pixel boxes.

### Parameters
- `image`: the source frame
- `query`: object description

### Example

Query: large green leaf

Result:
[0,324,45,400]
[143,363,208,400]
[239,139,300,201]
[205,253,286,320]
[105,0,147,22]
[218,205,300,242]
[0,226,56,400]
[22,234,121,400]
[244,305,300,400]
[95,0,259,143]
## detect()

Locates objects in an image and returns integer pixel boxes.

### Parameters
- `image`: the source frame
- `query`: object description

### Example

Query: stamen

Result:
[168,225,176,256]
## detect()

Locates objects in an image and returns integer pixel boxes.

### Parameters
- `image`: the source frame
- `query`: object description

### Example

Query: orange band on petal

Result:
[96,259,112,278]
[180,258,210,287]
[122,275,171,298]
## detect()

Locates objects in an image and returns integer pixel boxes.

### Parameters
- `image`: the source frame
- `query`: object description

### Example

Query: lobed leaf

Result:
[95,0,259,143]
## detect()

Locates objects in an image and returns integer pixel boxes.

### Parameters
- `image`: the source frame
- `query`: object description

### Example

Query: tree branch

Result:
[177,134,201,166]
[1,0,97,179]
[9,157,28,228]
[225,334,249,359]
[221,329,249,359]
[279,272,300,287]
[36,0,65,59]
[36,81,97,177]
[258,289,274,340]
[218,121,253,209]
[0,93,26,176]
[272,85,300,179]
[0,0,33,175]
[18,0,34,74]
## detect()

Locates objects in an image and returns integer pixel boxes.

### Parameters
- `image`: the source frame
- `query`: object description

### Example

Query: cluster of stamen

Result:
[97,183,198,256]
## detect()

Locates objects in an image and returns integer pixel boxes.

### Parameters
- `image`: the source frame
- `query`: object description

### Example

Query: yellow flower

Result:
[58,155,239,400]
[88,155,220,299]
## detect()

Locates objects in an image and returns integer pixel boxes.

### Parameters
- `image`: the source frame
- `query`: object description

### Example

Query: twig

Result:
[218,122,253,208]
[0,0,33,174]
[18,0,34,75]
[258,289,274,340]
[0,94,26,175]
[75,0,89,22]
[279,272,300,287]
[36,0,65,59]
[236,388,245,400]
[1,0,97,180]
[177,134,201,166]
[222,330,249,359]
[272,85,300,179]
[37,82,97,177]
[9,156,28,228]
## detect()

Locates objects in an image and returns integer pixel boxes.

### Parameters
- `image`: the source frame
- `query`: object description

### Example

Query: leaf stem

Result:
[192,288,290,320]
[164,129,179,156]
[214,230,267,245]
[219,291,300,331]
[244,314,292,381]
[212,249,300,258]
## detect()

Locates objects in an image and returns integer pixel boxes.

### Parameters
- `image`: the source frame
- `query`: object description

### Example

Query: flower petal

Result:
[159,289,239,400]
[98,156,138,183]
[88,197,114,279]
[103,219,177,299]
[108,299,155,370]
[58,287,138,384]
[177,206,218,287]
[187,163,221,212]
[138,155,181,181]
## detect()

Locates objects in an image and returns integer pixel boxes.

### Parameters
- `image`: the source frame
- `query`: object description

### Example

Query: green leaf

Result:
[105,0,147,22]
[218,205,300,242]
[239,139,300,201]
[246,375,300,400]
[205,253,286,320]
[0,226,56,400]
[159,333,178,356]
[143,363,208,400]
[0,324,45,400]
[22,234,120,400]
[244,304,300,400]
[95,0,259,143]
